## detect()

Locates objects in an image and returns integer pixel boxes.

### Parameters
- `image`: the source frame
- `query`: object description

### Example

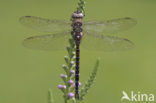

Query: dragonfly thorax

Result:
[72,11,84,43]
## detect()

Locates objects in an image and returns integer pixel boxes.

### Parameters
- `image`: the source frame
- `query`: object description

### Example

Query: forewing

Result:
[23,32,71,51]
[84,17,137,34]
[19,16,71,33]
[81,32,134,51]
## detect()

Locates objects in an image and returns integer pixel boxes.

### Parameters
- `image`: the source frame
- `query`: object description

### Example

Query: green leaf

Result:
[79,59,100,101]
[48,89,54,103]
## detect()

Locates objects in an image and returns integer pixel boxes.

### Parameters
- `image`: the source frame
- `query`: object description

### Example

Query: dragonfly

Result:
[19,12,137,99]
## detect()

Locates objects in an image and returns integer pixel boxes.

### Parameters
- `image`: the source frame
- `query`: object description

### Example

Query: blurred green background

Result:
[0,0,156,103]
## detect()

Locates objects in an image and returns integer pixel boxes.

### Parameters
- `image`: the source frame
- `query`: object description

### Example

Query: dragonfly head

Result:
[72,11,84,18]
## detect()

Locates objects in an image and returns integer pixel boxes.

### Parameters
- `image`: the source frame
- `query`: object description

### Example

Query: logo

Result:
[121,91,154,102]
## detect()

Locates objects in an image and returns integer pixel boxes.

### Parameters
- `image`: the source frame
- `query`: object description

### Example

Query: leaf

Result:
[79,59,100,101]
[48,89,54,103]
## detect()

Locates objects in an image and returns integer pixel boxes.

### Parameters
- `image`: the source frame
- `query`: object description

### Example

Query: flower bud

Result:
[60,74,67,83]
[72,51,76,55]
[60,74,67,78]
[70,70,75,74]
[71,61,75,65]
[71,55,76,61]
[58,85,66,93]
[73,82,81,87]
[58,85,66,89]
[68,92,74,98]
[68,80,74,85]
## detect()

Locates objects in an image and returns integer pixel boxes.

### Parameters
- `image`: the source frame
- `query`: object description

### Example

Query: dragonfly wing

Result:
[84,17,137,34]
[23,32,71,51]
[19,16,71,33]
[81,32,134,51]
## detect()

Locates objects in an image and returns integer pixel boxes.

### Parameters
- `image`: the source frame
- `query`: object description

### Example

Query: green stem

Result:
[63,37,76,103]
